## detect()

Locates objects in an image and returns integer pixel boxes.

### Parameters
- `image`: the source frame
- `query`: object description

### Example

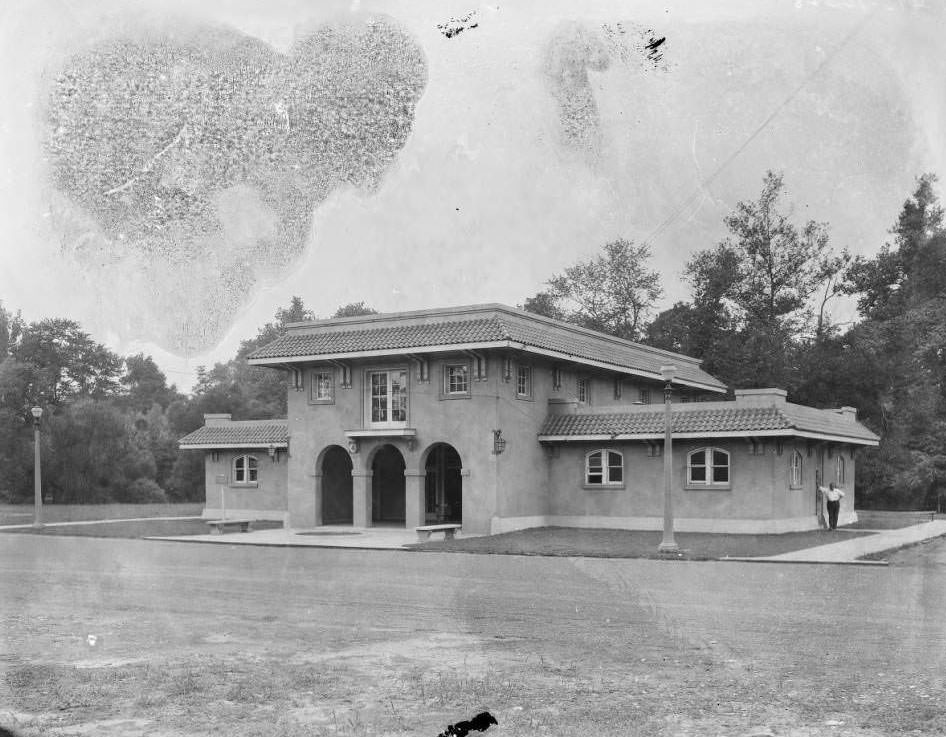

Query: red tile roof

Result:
[248,304,726,391]
[539,403,879,445]
[179,420,288,448]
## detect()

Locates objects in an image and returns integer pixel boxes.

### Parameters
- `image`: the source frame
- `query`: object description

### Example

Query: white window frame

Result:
[310,369,335,404]
[366,367,409,428]
[584,449,624,488]
[686,447,731,489]
[638,388,651,405]
[233,454,258,485]
[790,450,803,488]
[835,455,845,486]
[516,364,533,399]
[442,363,471,398]
[576,377,588,403]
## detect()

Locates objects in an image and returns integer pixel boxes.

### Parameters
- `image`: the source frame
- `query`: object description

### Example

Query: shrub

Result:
[124,478,168,504]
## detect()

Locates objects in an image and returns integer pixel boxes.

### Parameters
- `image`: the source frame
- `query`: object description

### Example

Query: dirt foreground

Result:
[2,534,944,737]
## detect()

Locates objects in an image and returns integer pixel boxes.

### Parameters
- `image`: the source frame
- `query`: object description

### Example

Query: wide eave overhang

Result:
[538,429,879,446]
[248,340,726,393]
[178,441,289,450]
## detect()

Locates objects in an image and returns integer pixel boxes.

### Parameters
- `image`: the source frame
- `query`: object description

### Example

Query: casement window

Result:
[790,450,803,488]
[576,377,588,403]
[835,455,845,485]
[585,450,624,487]
[233,455,258,484]
[516,365,532,399]
[310,370,335,404]
[368,369,408,426]
[687,447,730,488]
[638,388,651,405]
[443,364,470,397]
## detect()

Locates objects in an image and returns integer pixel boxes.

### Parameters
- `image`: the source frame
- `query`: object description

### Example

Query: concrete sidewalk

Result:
[746,520,946,564]
[149,525,425,550]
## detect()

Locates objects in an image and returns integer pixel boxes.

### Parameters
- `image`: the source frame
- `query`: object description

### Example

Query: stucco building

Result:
[179,303,879,534]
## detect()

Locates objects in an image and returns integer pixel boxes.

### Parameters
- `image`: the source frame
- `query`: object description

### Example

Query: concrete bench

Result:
[416,523,461,542]
[206,519,253,535]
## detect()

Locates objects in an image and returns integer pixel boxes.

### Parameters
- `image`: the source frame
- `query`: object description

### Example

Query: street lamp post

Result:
[31,406,44,529]
[658,365,679,553]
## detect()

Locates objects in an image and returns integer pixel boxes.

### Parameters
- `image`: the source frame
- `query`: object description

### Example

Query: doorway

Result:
[320,445,353,525]
[371,444,406,525]
[425,444,462,524]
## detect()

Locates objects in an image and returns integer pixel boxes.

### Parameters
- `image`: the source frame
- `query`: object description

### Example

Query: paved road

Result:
[2,535,945,735]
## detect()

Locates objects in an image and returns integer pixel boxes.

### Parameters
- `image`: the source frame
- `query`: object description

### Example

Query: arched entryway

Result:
[425,443,462,524]
[371,444,406,525]
[320,445,353,525]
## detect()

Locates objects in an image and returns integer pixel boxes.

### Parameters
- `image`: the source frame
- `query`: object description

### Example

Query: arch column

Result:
[313,470,324,527]
[404,470,426,529]
[352,470,373,527]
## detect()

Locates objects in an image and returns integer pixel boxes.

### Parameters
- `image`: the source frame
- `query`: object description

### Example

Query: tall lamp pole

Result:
[658,365,679,553]
[31,406,44,529]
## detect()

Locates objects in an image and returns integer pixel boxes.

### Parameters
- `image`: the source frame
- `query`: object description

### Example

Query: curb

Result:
[720,556,889,567]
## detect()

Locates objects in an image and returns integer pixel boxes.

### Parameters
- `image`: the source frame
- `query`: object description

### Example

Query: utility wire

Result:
[643,8,879,248]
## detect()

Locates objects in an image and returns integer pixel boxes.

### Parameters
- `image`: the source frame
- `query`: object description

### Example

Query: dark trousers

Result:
[827,500,841,529]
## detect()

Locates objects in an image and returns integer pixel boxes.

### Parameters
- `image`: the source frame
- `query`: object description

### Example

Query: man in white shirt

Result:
[819,482,846,530]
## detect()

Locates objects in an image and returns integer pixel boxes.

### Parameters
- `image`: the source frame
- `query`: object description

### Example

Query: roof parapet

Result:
[733,388,788,407]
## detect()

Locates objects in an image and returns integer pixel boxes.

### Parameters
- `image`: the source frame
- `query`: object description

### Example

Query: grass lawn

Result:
[0,502,204,526]
[0,517,284,538]
[412,526,875,559]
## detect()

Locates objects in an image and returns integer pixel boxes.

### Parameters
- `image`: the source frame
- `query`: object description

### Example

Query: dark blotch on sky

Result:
[438,11,479,39]
[545,21,669,158]
[45,17,427,354]
[544,22,611,156]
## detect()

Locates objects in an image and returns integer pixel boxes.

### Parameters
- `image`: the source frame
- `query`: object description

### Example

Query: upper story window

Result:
[516,365,532,399]
[310,370,335,404]
[576,377,588,403]
[835,455,845,485]
[586,450,624,487]
[368,369,408,426]
[638,388,651,405]
[233,455,258,484]
[443,364,470,397]
[687,447,730,488]
[790,450,803,488]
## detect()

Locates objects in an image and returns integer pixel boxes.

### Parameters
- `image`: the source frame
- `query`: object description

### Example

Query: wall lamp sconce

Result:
[492,429,506,455]
[268,444,277,463]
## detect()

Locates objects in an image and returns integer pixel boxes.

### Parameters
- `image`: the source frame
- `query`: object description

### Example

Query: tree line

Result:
[523,171,946,510]
[1,173,942,509]
[0,299,375,504]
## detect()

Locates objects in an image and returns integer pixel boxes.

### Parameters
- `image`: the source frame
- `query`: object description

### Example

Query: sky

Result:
[0,0,943,392]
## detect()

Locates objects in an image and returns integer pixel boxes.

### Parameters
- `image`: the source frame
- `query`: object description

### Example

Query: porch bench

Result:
[416,523,462,542]
[206,519,253,535]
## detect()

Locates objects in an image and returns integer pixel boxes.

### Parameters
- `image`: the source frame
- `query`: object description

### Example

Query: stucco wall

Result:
[288,352,523,533]
[202,449,288,522]
[546,439,786,521]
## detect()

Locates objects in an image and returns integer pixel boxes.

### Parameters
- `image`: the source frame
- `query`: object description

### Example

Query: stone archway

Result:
[424,443,462,524]
[371,444,406,526]
[320,445,353,525]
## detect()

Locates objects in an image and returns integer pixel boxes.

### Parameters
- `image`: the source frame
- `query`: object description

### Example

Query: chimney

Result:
[203,413,232,425]
[733,388,787,407]
[834,406,857,422]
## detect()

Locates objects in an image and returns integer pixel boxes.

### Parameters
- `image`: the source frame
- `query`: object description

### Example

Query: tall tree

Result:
[121,353,179,411]
[840,174,946,509]
[524,240,663,341]
[12,318,123,404]
[0,301,23,359]
[681,171,844,389]
[44,400,157,503]
[332,301,378,318]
